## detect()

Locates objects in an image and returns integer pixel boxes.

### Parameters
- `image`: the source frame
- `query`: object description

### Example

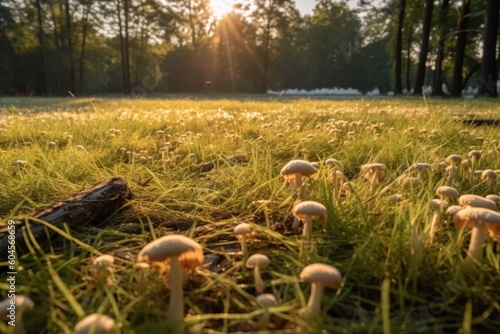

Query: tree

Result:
[432,0,451,96]
[394,0,406,95]
[450,0,471,97]
[412,0,433,95]
[476,0,499,97]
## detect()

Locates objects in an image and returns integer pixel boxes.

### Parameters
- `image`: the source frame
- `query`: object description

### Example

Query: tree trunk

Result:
[123,0,131,95]
[117,0,127,95]
[450,0,471,97]
[432,0,450,96]
[406,23,413,93]
[413,0,434,95]
[476,0,499,97]
[394,0,406,95]
[36,0,49,96]
[78,0,92,94]
[65,0,76,94]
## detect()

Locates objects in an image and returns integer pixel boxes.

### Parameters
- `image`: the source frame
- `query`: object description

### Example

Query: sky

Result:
[295,0,359,15]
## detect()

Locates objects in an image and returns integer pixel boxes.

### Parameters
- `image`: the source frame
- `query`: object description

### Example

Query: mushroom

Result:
[481,169,497,188]
[292,201,327,240]
[280,160,317,201]
[246,254,270,294]
[134,262,150,290]
[0,295,34,334]
[458,194,498,211]
[399,177,421,192]
[467,150,481,171]
[256,294,278,328]
[486,194,500,207]
[454,207,500,272]
[300,263,342,317]
[234,223,252,257]
[74,313,116,334]
[446,205,463,217]
[361,163,386,210]
[410,162,431,178]
[446,154,462,166]
[435,186,459,201]
[92,254,114,287]
[445,165,457,186]
[137,234,203,333]
[428,199,449,243]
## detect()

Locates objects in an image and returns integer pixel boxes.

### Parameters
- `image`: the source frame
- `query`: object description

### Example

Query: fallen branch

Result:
[0,178,131,260]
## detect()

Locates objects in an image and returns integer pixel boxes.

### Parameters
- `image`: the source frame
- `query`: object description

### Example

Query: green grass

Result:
[0,96,499,333]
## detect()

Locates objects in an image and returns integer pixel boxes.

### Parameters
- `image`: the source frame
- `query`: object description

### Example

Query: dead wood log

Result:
[0,177,130,260]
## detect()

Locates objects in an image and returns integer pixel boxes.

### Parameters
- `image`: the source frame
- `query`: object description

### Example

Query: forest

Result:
[0,0,498,97]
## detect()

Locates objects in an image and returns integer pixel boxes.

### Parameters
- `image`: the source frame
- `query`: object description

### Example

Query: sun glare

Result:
[210,0,234,19]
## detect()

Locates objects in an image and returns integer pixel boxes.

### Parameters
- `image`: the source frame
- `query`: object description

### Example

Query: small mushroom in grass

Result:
[137,234,204,334]
[246,254,270,294]
[447,154,462,166]
[48,141,56,149]
[92,254,114,287]
[446,205,463,217]
[445,165,457,186]
[486,195,500,207]
[74,313,116,334]
[399,177,421,192]
[234,223,252,257]
[300,263,342,317]
[134,262,150,290]
[468,150,481,171]
[410,163,431,178]
[428,199,449,243]
[0,295,34,334]
[459,194,498,211]
[361,163,386,209]
[256,293,278,328]
[481,169,497,188]
[292,201,327,240]
[280,160,317,201]
[454,207,500,272]
[436,186,459,201]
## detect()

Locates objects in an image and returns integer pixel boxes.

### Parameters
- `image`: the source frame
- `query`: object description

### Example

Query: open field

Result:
[0,97,499,333]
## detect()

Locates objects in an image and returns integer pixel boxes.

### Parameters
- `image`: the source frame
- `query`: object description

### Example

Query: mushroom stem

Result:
[306,283,324,316]
[168,256,185,334]
[446,166,457,186]
[241,235,248,257]
[254,264,264,293]
[292,217,300,229]
[303,216,313,240]
[463,225,486,271]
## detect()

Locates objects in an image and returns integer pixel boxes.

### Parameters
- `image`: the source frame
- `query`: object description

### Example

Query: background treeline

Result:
[0,0,498,97]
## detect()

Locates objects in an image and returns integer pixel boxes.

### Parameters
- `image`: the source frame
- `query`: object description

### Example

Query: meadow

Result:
[0,96,499,333]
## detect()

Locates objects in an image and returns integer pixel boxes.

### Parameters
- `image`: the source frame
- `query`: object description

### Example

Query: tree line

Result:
[0,0,498,97]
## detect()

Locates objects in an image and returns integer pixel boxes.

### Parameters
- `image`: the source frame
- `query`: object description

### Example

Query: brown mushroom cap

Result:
[300,263,342,288]
[436,186,459,199]
[458,194,498,211]
[453,207,500,230]
[246,254,270,269]
[280,160,317,181]
[468,150,482,160]
[292,201,327,228]
[74,313,116,334]
[137,234,203,270]
[481,169,497,181]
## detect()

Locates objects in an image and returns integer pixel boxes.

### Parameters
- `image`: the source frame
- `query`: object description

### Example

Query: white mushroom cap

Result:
[256,294,278,307]
[300,263,342,288]
[234,223,252,237]
[468,150,481,160]
[446,205,463,216]
[246,254,270,269]
[325,158,341,169]
[93,255,115,270]
[292,201,328,228]
[486,194,500,204]
[446,154,462,166]
[481,169,497,181]
[74,313,116,334]
[361,163,386,182]
[0,295,34,320]
[458,194,498,211]
[430,199,449,211]
[410,162,431,172]
[280,160,317,180]
[137,234,203,270]
[436,186,459,199]
[399,177,421,191]
[454,207,500,230]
